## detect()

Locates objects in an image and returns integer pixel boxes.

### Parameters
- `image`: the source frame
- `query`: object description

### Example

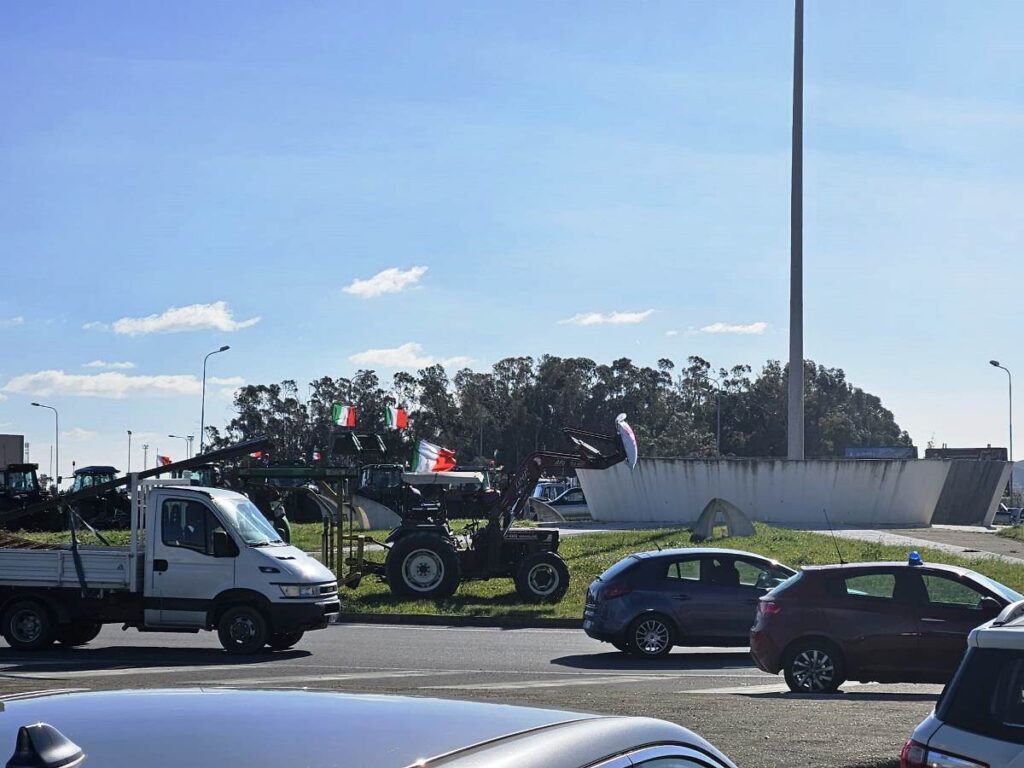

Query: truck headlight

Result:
[279,584,319,598]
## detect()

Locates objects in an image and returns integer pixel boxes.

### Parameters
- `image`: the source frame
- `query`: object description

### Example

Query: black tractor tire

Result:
[56,622,102,647]
[783,639,846,693]
[385,533,461,600]
[626,613,675,659]
[3,600,55,650]
[217,605,270,655]
[514,551,571,603]
[268,631,304,651]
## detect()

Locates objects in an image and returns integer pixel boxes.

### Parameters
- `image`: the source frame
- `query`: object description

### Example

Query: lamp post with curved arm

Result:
[200,345,230,454]
[991,360,1014,507]
[31,402,59,488]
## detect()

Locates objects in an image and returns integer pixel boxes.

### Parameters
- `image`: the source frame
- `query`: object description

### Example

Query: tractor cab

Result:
[0,463,51,530]
[71,465,119,492]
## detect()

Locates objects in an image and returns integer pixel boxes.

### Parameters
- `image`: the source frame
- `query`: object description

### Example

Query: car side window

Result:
[161,499,219,556]
[565,489,584,503]
[665,558,701,581]
[842,573,896,599]
[922,574,988,609]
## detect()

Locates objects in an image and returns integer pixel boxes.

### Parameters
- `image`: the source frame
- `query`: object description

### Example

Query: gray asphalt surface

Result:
[0,623,936,768]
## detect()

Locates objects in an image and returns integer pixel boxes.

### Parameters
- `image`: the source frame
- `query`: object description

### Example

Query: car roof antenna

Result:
[822,508,846,565]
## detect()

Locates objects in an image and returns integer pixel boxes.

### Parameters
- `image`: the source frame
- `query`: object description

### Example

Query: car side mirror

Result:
[212,529,238,558]
[980,596,1002,613]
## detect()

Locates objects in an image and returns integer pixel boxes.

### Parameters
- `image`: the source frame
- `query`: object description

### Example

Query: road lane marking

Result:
[679,681,868,695]
[422,674,696,691]
[210,671,433,686]
[0,664,266,680]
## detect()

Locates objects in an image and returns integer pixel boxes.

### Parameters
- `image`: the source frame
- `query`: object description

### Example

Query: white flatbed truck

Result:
[0,466,339,654]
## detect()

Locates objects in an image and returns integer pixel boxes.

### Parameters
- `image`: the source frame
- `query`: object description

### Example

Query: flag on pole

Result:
[615,413,638,469]
[157,455,172,466]
[411,439,456,472]
[249,450,264,459]
[332,404,356,427]
[385,406,409,429]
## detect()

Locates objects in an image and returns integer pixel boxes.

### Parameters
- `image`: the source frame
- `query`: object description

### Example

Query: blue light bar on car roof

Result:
[908,551,923,566]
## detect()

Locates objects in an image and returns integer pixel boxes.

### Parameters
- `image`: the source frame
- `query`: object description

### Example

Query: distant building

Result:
[924,446,1008,461]
[844,446,918,459]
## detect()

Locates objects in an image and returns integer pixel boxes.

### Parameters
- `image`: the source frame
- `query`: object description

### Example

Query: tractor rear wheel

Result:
[514,551,570,603]
[386,533,461,600]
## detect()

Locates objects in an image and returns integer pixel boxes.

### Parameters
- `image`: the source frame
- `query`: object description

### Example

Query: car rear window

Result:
[840,573,896,599]
[937,647,1024,745]
[600,556,641,581]
[769,571,803,595]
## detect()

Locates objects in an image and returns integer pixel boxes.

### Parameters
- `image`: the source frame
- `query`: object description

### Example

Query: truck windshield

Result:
[215,498,283,546]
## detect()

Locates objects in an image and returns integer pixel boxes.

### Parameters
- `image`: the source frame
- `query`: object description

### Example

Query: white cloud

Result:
[62,427,97,441]
[559,310,655,327]
[0,392,7,401]
[83,360,136,370]
[96,301,260,336]
[665,330,679,337]
[348,342,472,369]
[343,266,428,299]
[82,321,109,331]
[3,370,203,399]
[0,316,24,328]
[699,321,768,335]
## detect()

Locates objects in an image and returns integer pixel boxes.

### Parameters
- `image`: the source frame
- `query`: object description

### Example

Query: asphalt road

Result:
[0,623,938,768]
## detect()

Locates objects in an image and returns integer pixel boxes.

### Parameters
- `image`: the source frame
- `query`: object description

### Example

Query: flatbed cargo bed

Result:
[0,545,132,590]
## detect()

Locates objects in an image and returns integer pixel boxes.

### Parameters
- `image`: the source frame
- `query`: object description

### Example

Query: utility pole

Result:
[127,430,133,473]
[143,443,149,469]
[787,0,805,460]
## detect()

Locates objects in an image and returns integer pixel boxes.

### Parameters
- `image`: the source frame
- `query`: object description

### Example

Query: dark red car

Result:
[749,557,1021,693]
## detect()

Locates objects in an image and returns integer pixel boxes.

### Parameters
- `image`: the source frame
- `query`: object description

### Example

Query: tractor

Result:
[345,415,636,603]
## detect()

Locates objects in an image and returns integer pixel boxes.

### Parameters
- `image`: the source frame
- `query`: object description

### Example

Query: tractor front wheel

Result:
[514,551,570,603]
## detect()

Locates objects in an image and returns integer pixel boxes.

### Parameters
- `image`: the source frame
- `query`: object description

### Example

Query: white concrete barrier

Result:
[577,459,962,528]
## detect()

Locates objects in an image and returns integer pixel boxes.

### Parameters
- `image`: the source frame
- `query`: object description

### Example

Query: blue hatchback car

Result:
[584,547,794,658]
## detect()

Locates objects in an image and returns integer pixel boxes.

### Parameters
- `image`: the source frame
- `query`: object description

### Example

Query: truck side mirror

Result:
[212,529,238,558]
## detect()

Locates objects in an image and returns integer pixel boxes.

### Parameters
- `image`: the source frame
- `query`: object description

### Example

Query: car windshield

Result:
[972,572,1024,603]
[215,498,284,546]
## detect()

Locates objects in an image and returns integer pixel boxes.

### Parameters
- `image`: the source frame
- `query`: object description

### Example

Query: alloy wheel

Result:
[634,618,670,655]
[790,649,835,692]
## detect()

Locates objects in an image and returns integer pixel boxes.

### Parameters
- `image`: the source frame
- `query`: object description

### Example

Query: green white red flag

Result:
[411,439,456,472]
[332,404,356,427]
[385,406,409,429]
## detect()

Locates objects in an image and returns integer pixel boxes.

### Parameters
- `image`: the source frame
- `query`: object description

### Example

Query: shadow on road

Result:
[551,650,755,672]
[0,646,310,675]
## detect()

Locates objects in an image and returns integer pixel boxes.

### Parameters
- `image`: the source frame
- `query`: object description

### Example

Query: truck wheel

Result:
[3,600,55,650]
[385,533,460,599]
[268,631,304,651]
[514,551,570,603]
[56,622,102,647]
[217,605,269,654]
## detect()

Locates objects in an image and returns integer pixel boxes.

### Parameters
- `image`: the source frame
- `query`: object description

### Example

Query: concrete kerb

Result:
[334,613,581,629]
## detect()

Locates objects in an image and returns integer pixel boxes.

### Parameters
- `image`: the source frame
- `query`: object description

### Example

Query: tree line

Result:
[205,356,912,467]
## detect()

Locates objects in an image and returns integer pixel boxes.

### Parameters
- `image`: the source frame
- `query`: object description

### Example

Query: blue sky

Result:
[2,1,1023,475]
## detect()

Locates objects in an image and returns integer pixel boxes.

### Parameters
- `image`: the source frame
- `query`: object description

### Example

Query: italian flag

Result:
[385,406,409,429]
[332,404,356,427]
[411,439,456,472]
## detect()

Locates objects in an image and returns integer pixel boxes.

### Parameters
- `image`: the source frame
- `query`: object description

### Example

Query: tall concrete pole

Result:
[787,0,805,460]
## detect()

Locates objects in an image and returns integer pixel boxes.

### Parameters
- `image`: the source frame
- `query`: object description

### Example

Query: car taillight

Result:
[759,601,781,616]
[900,739,987,768]
[601,583,632,600]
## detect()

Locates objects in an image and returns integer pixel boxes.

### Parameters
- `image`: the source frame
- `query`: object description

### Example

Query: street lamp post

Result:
[31,402,59,488]
[127,430,133,473]
[142,443,149,469]
[991,360,1014,508]
[168,434,192,460]
[200,345,231,454]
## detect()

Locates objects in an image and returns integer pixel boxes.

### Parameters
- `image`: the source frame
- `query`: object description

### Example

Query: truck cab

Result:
[0,481,340,654]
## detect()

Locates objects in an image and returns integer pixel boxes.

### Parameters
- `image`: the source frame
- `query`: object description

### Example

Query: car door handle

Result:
[153,559,168,572]
[921,617,945,623]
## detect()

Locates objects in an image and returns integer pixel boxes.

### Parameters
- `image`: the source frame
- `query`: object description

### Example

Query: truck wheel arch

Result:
[0,591,69,625]
[208,589,272,628]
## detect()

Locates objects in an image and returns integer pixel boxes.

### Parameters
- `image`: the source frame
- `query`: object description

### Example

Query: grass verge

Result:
[997,525,1024,541]
[13,523,1024,620]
